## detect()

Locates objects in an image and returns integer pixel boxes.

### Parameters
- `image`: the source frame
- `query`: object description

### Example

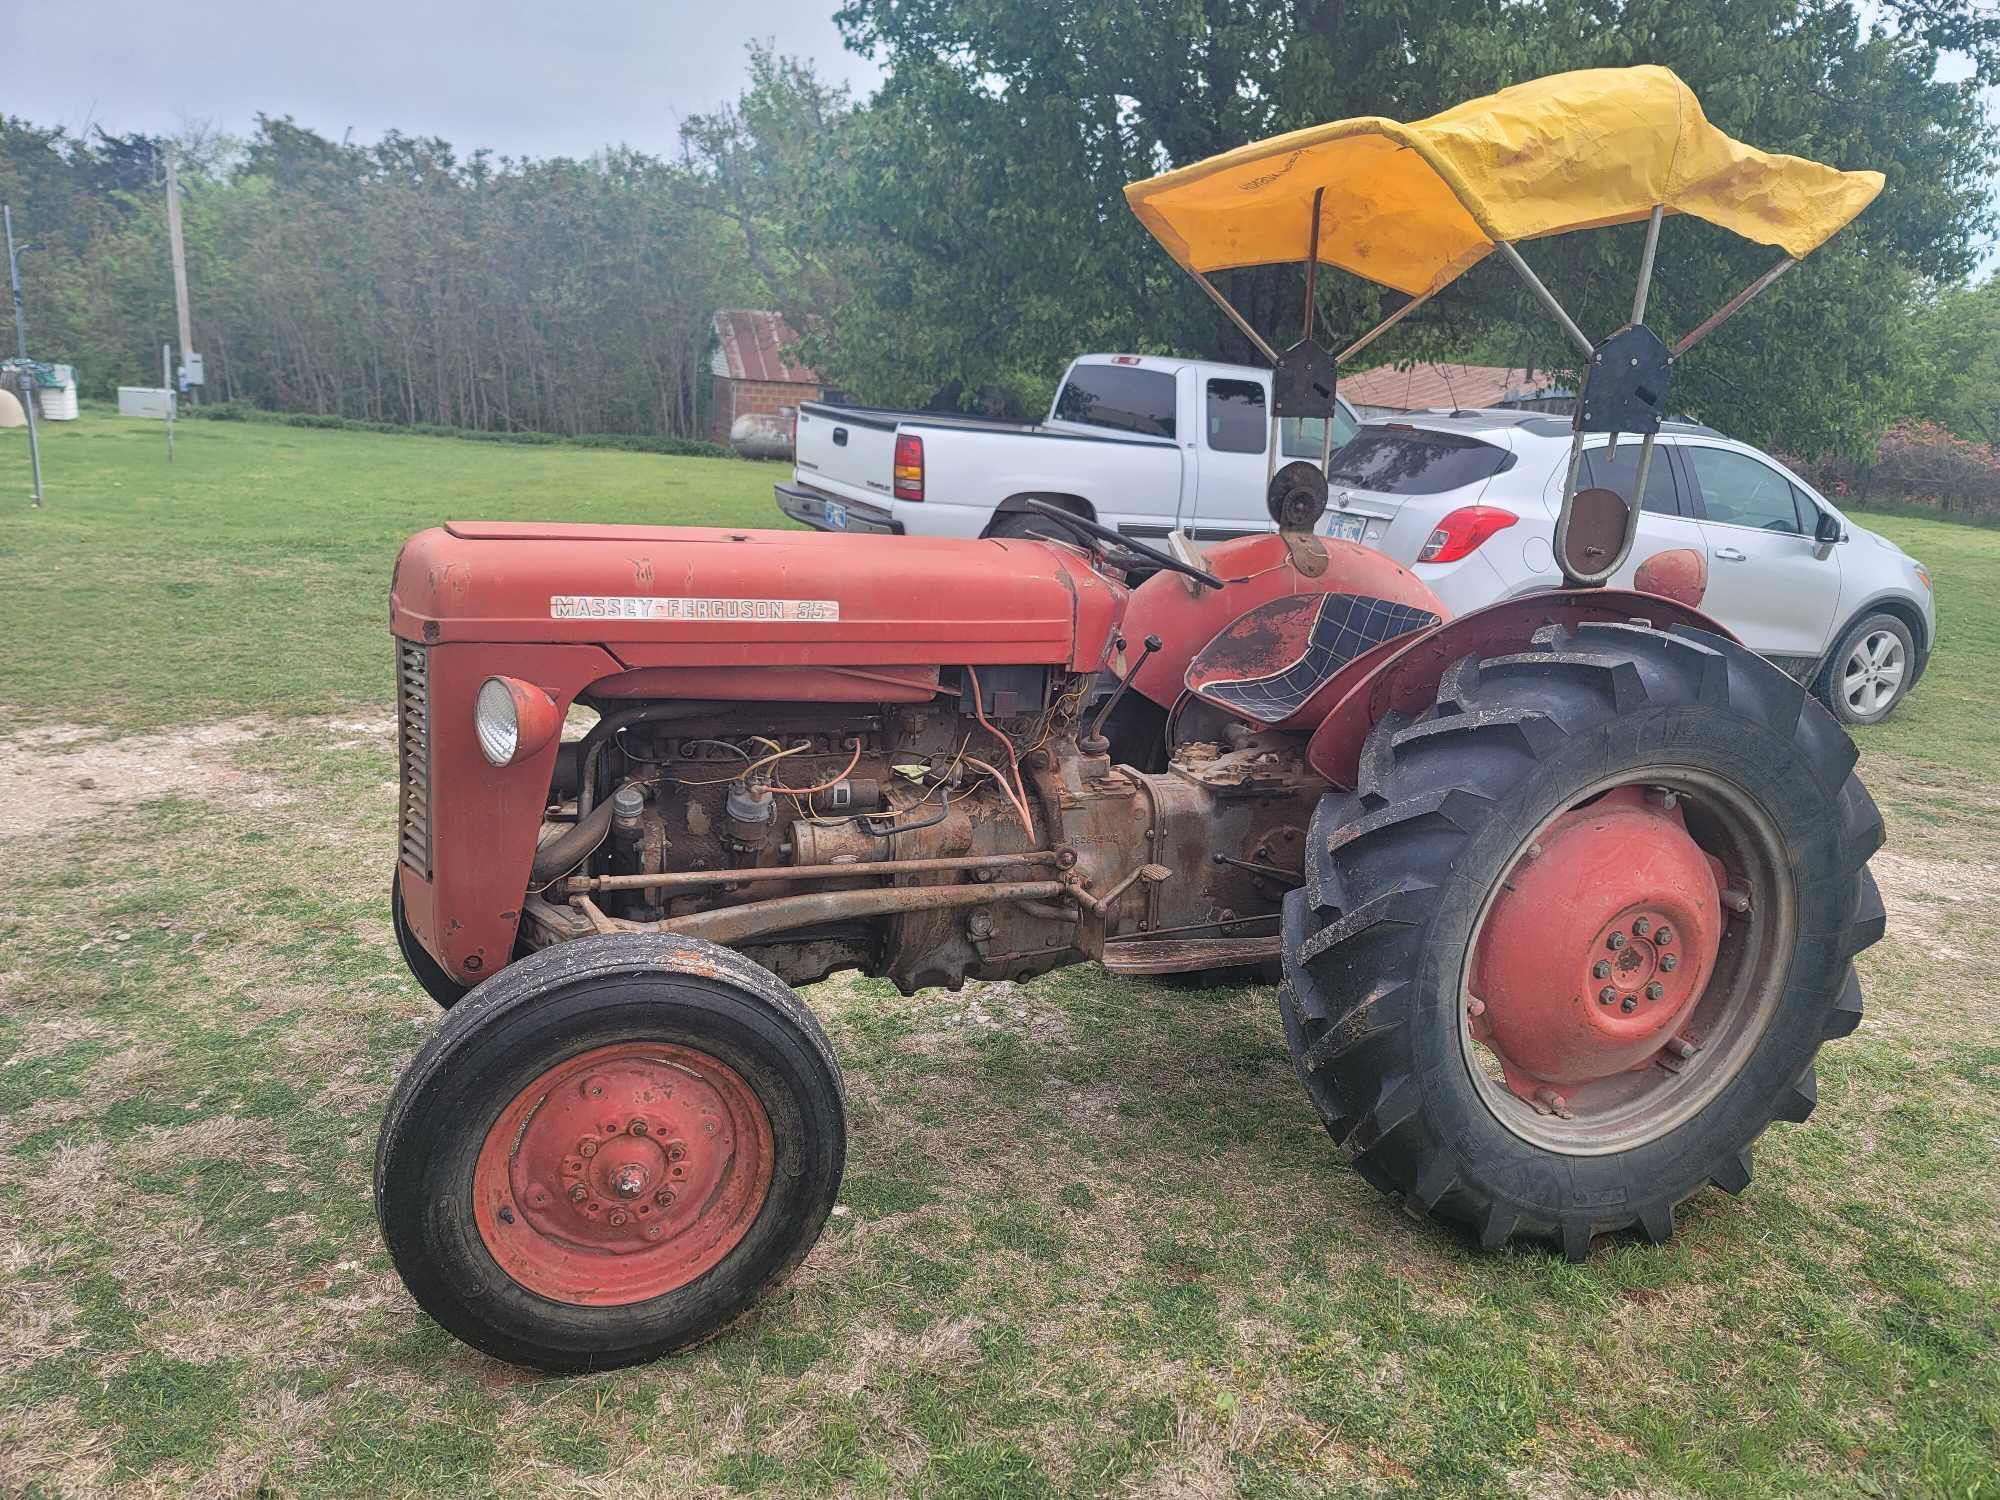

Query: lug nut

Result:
[629,1118,648,1136]
[1620,996,1638,1014]
[1632,916,1651,938]
[1607,931,1627,951]
[608,1209,628,1226]
[577,1139,598,1158]
[1593,960,1612,980]
[1660,953,1679,972]
[654,1189,675,1207]
[1646,981,1665,1001]
[646,1225,663,1240]
[1655,927,1673,946]
[667,1143,687,1162]
[1598,986,1617,1005]
[568,1184,588,1203]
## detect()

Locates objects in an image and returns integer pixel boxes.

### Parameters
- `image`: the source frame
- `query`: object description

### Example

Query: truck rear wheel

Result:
[375,933,845,1370]
[1280,621,1884,1258]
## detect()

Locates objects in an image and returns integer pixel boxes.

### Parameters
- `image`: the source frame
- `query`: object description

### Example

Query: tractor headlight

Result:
[474,676,560,767]
[475,678,520,765]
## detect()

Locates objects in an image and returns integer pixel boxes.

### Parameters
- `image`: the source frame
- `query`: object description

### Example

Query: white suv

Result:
[1319,411,1937,723]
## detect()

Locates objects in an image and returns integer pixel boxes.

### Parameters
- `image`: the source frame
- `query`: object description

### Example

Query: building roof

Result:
[710,310,820,385]
[1339,362,1563,412]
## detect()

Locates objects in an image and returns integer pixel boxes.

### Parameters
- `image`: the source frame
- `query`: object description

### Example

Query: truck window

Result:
[1053,365,1177,439]
[1205,379,1266,453]
[1326,427,1515,495]
[1281,407,1360,459]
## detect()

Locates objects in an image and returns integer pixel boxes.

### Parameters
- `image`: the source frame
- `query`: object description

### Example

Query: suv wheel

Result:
[1818,612,1915,725]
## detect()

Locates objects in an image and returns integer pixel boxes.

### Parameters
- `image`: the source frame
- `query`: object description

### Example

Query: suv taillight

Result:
[1419,506,1517,563]
[893,434,925,501]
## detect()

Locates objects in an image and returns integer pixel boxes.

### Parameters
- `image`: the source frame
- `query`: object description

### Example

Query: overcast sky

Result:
[9,0,885,160]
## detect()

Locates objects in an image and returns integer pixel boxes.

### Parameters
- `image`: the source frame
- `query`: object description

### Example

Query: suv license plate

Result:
[823,500,849,531]
[1326,512,1366,543]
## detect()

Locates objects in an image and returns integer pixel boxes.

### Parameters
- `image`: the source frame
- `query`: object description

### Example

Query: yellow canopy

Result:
[1123,66,1884,299]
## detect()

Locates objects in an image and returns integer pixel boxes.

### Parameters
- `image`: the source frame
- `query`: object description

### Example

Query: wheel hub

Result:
[1470,789,1723,1102]
[472,1041,773,1306]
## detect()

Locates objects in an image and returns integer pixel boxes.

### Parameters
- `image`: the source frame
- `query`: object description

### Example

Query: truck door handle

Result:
[832,427,848,447]
[1714,546,1747,562]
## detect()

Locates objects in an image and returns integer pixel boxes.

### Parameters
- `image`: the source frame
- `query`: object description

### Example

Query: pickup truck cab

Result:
[776,353,1361,543]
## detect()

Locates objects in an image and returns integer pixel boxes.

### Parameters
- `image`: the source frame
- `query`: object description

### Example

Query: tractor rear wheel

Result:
[1280,621,1884,1258]
[375,932,845,1370]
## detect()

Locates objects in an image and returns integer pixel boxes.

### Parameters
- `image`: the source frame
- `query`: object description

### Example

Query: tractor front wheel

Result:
[1280,621,1884,1258]
[375,933,846,1369]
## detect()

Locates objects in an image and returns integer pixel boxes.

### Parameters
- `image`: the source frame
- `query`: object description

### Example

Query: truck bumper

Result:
[774,481,903,535]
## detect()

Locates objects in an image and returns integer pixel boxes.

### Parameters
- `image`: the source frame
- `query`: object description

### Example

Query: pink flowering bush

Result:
[1787,421,2000,524]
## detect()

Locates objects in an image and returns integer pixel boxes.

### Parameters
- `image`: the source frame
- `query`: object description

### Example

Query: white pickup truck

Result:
[775,353,1362,545]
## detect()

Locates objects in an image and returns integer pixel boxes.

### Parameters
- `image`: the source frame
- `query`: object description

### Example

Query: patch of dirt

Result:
[0,718,282,838]
[1866,849,1998,961]
[0,1395,115,1499]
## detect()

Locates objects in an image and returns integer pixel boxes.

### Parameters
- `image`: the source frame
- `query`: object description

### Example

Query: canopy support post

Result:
[1495,242,1595,361]
[1190,270,1280,366]
[1673,256,1796,358]
[1336,286,1439,366]
[1631,205,1663,325]
[1301,188,1324,345]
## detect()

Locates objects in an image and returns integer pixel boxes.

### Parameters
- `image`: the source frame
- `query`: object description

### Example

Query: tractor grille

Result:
[396,641,432,878]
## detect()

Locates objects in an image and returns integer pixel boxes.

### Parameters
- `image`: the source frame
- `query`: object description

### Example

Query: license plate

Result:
[823,500,849,531]
[1326,511,1367,543]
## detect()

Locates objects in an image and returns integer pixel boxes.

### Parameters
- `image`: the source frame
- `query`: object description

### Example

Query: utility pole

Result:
[5,203,44,507]
[164,145,196,402]
[4,203,27,358]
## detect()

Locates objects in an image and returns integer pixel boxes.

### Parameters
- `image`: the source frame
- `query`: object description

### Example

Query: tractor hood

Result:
[390,522,1126,672]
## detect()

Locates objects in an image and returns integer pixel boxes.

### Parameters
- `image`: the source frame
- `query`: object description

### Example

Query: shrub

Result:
[1786,420,2000,526]
[183,405,735,460]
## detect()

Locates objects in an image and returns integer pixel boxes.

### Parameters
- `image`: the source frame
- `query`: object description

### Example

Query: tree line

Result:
[3,0,1997,456]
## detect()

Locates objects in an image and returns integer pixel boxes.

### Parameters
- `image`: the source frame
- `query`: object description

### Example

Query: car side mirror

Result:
[1812,508,1843,560]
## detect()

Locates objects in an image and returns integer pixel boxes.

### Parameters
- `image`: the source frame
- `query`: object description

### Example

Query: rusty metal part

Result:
[1068,862,1172,917]
[566,850,1061,893]
[1100,934,1282,973]
[471,1041,773,1306]
[659,879,1068,946]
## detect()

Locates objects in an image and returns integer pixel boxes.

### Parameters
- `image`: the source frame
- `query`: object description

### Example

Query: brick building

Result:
[707,310,826,443]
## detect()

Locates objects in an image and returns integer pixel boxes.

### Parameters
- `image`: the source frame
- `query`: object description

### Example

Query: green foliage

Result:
[186,401,733,457]
[687,2,1995,449]
[1,118,749,438]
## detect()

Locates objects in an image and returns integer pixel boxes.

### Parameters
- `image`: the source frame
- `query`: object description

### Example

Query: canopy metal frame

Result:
[1181,196,1803,587]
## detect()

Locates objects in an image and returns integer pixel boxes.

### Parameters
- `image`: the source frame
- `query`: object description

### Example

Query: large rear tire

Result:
[1281,621,1884,1258]
[376,933,845,1370]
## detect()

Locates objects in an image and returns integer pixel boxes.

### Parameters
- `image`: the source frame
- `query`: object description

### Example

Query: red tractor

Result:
[377,67,1887,1370]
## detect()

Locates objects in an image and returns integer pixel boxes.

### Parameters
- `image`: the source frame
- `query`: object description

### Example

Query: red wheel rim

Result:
[1458,773,1792,1154]
[472,1041,774,1306]
[1471,787,1724,1101]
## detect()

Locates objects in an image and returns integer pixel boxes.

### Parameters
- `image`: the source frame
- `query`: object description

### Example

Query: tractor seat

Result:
[1185,592,1440,725]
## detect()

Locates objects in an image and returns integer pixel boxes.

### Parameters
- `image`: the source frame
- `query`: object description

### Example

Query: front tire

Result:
[375,933,846,1370]
[1281,621,1884,1258]
[1817,611,1915,725]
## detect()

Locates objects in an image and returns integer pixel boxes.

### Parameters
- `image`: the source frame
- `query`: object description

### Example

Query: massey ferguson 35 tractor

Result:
[377,67,1889,1370]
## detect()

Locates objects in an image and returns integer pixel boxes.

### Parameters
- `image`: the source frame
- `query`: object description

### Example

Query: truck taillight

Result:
[893,434,925,501]
[1419,506,1517,563]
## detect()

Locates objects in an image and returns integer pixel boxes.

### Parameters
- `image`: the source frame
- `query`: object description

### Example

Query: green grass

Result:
[0,414,1995,1497]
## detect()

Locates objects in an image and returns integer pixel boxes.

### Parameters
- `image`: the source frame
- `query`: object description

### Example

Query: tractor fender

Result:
[1120,532,1440,711]
[1303,588,1735,788]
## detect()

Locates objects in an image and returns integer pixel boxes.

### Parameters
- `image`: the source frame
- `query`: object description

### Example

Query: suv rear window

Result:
[1053,365,1177,439]
[1326,427,1515,495]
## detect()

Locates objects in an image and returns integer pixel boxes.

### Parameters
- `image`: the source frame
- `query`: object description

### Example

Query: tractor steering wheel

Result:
[1022,500,1224,590]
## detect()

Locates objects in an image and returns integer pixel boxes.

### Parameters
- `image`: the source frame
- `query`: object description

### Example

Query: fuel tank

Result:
[391,523,1126,673]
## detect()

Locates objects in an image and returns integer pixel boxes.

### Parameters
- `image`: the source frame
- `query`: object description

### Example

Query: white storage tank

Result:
[118,386,175,419]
